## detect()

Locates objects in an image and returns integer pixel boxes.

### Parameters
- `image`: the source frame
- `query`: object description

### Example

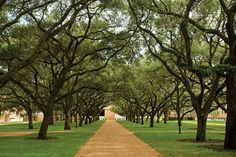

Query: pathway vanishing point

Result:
[74,120,162,157]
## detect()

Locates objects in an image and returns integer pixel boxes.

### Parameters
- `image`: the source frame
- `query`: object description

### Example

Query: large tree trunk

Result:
[224,74,236,149]
[178,119,182,134]
[48,109,54,125]
[64,109,71,130]
[163,111,168,124]
[37,112,50,140]
[224,108,236,149]
[27,108,33,129]
[196,115,207,141]
[177,113,182,134]
[150,115,154,127]
[223,9,236,149]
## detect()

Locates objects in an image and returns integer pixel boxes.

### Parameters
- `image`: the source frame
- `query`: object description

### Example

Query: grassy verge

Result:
[120,120,236,157]
[0,120,104,157]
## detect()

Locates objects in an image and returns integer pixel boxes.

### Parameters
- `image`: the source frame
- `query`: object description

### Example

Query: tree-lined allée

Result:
[0,0,236,151]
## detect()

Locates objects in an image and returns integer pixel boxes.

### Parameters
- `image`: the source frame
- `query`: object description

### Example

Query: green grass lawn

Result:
[120,120,236,157]
[0,121,104,157]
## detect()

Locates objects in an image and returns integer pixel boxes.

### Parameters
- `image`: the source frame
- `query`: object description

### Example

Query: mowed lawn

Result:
[0,121,104,157]
[120,120,236,157]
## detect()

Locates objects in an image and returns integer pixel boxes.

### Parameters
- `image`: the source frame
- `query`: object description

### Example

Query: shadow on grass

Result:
[25,136,60,140]
[188,128,215,130]
[177,138,224,143]
[204,145,236,153]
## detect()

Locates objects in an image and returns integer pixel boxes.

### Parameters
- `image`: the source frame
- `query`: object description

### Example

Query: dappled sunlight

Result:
[207,122,226,127]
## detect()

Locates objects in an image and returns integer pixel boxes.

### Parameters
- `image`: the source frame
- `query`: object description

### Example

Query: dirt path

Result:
[0,132,32,137]
[0,130,73,137]
[74,120,162,157]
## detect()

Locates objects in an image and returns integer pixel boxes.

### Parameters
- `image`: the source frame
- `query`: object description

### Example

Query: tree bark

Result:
[223,6,236,149]
[48,109,54,125]
[89,117,92,124]
[141,116,144,125]
[196,115,207,141]
[27,108,33,129]
[224,108,236,149]
[178,118,182,134]
[85,116,88,125]
[64,109,71,130]
[37,112,50,140]
[74,113,78,128]
[164,112,168,124]
[224,74,236,149]
[150,115,154,127]
[177,113,182,134]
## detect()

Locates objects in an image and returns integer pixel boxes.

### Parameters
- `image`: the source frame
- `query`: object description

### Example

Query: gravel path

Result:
[74,120,162,157]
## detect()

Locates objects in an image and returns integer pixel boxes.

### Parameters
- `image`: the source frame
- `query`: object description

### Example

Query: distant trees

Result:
[113,58,178,127]
[170,80,193,134]
[0,81,36,129]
